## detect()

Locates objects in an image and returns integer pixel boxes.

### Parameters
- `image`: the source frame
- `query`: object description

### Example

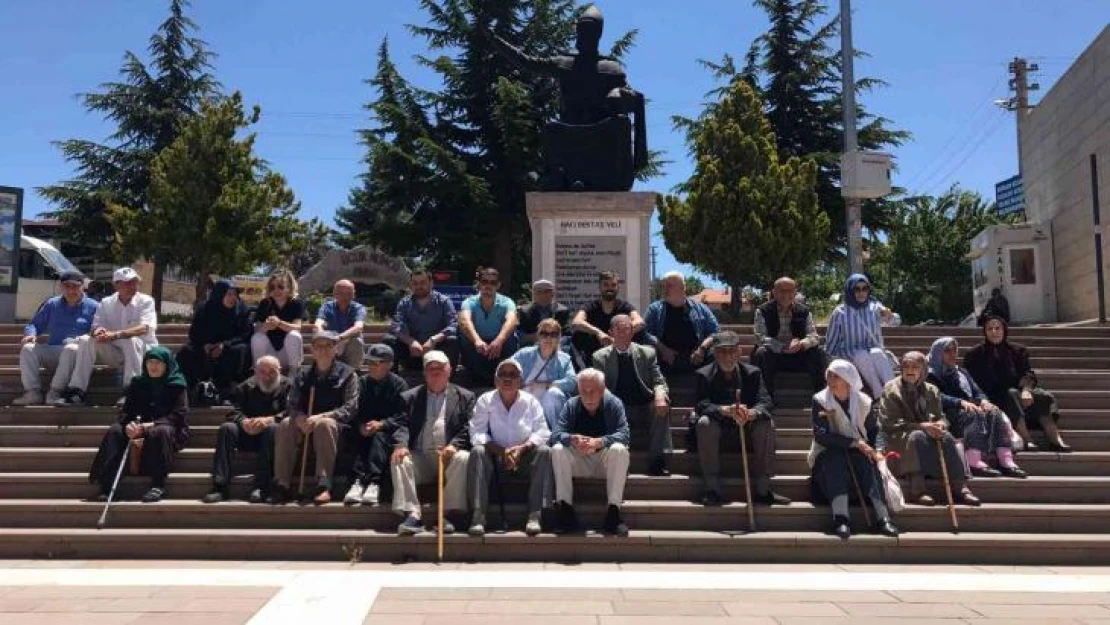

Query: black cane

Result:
[97,417,142,529]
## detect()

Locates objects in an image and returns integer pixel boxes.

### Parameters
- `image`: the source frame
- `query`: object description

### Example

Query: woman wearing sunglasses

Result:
[824,274,899,397]
[250,270,308,371]
[510,318,578,428]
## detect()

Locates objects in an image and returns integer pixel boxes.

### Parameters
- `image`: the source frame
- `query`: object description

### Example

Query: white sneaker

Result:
[12,390,43,406]
[44,389,62,404]
[343,483,364,506]
[361,483,380,506]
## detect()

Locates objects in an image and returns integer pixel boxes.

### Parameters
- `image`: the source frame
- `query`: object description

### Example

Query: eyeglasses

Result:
[538,331,560,338]
[270,284,287,291]
[479,279,498,286]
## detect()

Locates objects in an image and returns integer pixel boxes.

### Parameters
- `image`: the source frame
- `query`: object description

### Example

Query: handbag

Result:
[876,458,904,513]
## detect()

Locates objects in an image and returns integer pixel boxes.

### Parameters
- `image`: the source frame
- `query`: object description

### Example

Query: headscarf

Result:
[203,279,244,318]
[928,337,957,379]
[823,358,867,434]
[899,351,929,420]
[980,314,1019,379]
[132,346,188,395]
[843,273,872,310]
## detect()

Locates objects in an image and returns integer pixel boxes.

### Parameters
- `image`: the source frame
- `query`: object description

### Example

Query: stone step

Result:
[0,527,1108,564]
[0,446,1103,476]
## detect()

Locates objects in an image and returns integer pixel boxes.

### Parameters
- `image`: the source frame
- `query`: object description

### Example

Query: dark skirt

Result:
[997,387,1059,430]
[809,446,884,506]
[947,406,1011,454]
[88,423,187,491]
[176,341,251,390]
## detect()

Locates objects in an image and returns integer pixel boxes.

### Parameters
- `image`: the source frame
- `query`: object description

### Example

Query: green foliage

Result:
[114,92,309,301]
[658,80,828,302]
[882,188,1014,324]
[649,275,708,300]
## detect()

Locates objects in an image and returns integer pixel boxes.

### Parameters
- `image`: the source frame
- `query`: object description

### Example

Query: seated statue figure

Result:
[485,5,647,192]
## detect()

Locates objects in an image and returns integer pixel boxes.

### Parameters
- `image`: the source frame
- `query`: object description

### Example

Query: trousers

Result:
[19,341,80,392]
[391,450,470,514]
[273,415,341,488]
[695,415,776,495]
[250,331,303,371]
[551,443,629,506]
[470,445,554,519]
[210,421,276,490]
[73,335,150,390]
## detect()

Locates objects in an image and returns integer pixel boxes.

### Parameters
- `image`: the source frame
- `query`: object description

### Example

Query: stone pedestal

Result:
[527,192,655,313]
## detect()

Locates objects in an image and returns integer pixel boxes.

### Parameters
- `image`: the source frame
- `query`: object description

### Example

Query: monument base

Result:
[527,192,655,313]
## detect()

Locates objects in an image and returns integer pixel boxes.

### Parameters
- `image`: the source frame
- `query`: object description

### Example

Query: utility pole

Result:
[1002,57,1040,180]
[650,245,658,281]
[840,0,863,276]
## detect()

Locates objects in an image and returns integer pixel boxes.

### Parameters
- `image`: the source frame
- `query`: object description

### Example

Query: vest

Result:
[759,301,809,340]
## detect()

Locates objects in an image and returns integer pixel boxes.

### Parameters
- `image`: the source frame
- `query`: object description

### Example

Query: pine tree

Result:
[658,80,828,303]
[38,0,219,306]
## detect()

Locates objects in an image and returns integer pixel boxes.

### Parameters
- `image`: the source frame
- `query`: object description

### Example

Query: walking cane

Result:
[297,387,317,499]
[736,391,757,533]
[846,453,873,528]
[97,417,142,529]
[437,450,446,562]
[936,436,960,532]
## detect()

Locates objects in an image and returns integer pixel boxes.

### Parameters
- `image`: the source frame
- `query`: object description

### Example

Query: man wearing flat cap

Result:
[14,270,99,405]
[693,330,790,508]
[516,279,572,348]
[343,343,408,507]
[64,267,158,405]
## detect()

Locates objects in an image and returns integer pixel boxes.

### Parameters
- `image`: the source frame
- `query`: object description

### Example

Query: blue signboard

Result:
[995,175,1024,216]
[435,285,478,311]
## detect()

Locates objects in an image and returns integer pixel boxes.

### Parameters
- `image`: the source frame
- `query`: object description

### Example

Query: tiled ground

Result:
[0,585,279,625]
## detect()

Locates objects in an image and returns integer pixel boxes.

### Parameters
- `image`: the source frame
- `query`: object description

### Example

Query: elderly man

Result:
[14,270,98,405]
[391,351,473,535]
[694,331,790,507]
[343,344,408,507]
[459,267,519,386]
[315,279,367,369]
[272,331,359,505]
[516,279,571,347]
[550,368,631,536]
[384,268,459,372]
[752,277,827,398]
[203,356,291,504]
[62,267,158,406]
[570,271,646,369]
[593,314,671,476]
[468,359,553,537]
[643,271,719,375]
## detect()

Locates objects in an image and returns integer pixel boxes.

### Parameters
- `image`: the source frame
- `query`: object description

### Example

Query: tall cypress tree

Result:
[39,0,219,306]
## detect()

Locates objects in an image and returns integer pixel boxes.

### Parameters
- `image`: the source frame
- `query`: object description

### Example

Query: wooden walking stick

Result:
[846,453,873,528]
[297,387,316,499]
[437,450,446,562]
[936,436,960,532]
[736,390,757,533]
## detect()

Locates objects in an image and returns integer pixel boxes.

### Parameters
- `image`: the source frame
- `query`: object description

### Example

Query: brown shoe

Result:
[958,487,981,507]
[313,486,332,505]
[913,493,936,506]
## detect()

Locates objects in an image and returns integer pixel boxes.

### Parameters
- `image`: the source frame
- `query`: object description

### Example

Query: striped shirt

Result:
[824,301,886,358]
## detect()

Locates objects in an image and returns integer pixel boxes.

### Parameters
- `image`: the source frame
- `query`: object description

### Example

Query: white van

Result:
[17,235,83,320]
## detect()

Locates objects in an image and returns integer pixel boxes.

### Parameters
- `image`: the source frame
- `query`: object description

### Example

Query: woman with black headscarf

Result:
[89,347,190,503]
[964,315,1070,452]
[177,279,252,401]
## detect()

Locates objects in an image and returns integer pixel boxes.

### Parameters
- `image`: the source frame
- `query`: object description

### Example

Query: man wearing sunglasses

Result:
[458,267,519,386]
[516,279,571,347]
[14,270,98,405]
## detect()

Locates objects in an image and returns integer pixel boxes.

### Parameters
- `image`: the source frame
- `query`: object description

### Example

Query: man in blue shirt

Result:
[14,270,99,405]
[314,279,367,369]
[384,269,459,373]
[458,267,518,386]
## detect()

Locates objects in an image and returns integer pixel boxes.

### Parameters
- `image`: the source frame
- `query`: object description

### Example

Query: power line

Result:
[923,110,1008,196]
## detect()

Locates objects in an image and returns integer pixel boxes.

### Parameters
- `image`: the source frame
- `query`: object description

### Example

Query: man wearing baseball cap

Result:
[13,270,98,405]
[343,343,408,507]
[61,267,158,405]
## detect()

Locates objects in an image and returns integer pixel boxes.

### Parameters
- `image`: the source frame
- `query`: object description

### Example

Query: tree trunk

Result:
[195,268,210,316]
[730,284,741,317]
[151,254,166,317]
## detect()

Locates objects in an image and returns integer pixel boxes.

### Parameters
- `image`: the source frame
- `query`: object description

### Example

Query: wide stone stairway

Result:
[1,323,1109,564]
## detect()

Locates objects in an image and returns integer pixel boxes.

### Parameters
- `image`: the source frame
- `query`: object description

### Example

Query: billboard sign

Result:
[995,175,1024,216]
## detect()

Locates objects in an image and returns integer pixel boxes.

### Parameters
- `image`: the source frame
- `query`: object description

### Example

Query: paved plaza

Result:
[4,561,1110,624]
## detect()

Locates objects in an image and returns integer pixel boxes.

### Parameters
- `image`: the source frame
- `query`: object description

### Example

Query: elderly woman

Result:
[88,346,189,503]
[250,270,307,371]
[176,279,252,402]
[880,351,979,507]
[964,315,1070,453]
[808,359,900,540]
[824,274,898,396]
[511,318,578,428]
[928,337,1026,478]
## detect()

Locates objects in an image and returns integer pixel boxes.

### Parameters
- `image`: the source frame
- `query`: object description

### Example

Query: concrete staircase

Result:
[2,323,1110,564]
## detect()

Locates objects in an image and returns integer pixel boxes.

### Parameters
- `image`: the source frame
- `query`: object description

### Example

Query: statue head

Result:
[575,5,603,55]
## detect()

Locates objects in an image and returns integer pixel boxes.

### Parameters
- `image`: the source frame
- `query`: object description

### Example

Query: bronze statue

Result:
[484,5,647,192]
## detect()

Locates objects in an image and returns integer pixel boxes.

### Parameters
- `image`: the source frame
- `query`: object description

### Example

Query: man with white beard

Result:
[203,355,291,504]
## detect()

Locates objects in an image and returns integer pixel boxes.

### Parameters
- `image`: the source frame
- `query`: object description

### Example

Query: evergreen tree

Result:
[658,80,828,305]
[702,0,908,259]
[111,93,308,302]
[38,0,219,306]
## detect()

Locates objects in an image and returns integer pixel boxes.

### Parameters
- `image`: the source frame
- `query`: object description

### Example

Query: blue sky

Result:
[1,1,1106,287]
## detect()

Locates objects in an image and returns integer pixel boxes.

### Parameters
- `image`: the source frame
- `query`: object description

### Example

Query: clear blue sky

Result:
[2,1,1106,287]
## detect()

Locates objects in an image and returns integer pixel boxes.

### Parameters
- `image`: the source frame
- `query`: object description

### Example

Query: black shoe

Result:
[647,459,670,477]
[999,466,1028,479]
[248,488,266,504]
[1023,440,1039,452]
[556,501,580,534]
[700,490,724,507]
[1047,440,1073,453]
[971,465,1002,478]
[268,485,293,505]
[603,504,629,537]
[832,515,851,540]
[60,387,88,406]
[875,518,901,537]
[141,487,166,503]
[90,491,110,503]
[754,491,792,506]
[398,513,424,536]
[202,487,228,504]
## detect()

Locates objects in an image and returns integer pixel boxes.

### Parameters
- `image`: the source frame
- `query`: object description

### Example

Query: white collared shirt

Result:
[470,390,549,448]
[92,292,158,345]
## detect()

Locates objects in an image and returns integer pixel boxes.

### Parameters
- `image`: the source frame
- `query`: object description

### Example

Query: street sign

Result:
[996,175,1024,216]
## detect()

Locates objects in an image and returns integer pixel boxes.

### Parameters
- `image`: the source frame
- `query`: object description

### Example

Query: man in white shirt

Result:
[59,267,158,405]
[468,359,553,537]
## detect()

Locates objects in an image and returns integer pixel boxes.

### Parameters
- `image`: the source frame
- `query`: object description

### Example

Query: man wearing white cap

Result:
[60,267,157,405]
[390,350,473,535]
[516,279,571,347]
[468,358,553,537]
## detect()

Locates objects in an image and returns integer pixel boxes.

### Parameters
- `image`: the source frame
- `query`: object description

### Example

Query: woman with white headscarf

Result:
[880,351,980,507]
[927,337,1026,479]
[808,359,900,540]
